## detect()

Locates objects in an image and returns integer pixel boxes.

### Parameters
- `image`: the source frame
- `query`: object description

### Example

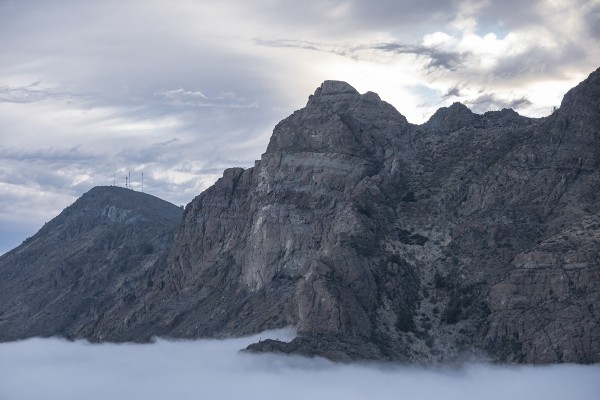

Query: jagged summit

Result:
[425,102,477,132]
[558,67,600,112]
[549,67,600,144]
[266,80,407,156]
[361,91,381,102]
[307,80,360,106]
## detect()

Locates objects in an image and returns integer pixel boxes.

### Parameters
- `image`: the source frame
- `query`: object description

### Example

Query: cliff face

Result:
[482,71,600,363]
[1,70,599,364]
[0,187,183,341]
[95,71,599,363]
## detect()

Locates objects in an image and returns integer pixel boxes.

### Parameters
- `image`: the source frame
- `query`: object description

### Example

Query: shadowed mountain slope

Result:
[0,186,183,341]
[1,69,599,363]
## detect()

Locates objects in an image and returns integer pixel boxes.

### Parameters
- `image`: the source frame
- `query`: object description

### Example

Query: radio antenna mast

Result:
[141,172,144,193]
[125,175,128,189]
[129,170,131,190]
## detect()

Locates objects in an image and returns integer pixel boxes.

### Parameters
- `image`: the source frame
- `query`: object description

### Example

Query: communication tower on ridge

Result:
[122,170,141,191]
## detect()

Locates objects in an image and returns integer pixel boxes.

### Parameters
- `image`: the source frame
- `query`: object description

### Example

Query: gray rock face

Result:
[424,102,478,132]
[115,74,599,363]
[307,80,361,106]
[0,187,183,341]
[2,71,599,364]
[486,216,600,363]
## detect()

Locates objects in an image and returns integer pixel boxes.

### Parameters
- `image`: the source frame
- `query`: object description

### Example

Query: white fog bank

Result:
[0,330,598,400]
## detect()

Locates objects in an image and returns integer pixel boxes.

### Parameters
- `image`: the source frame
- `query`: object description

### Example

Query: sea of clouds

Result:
[0,329,598,400]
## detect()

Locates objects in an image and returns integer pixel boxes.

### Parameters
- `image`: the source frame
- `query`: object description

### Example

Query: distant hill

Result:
[1,68,599,364]
[0,186,183,341]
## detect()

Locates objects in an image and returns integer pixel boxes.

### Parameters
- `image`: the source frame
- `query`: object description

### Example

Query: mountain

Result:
[0,187,183,341]
[1,69,599,363]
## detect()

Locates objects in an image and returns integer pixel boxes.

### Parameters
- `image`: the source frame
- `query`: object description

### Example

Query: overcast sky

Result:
[1,0,599,253]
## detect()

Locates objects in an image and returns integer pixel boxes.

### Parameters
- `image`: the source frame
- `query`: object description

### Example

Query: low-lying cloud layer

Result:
[1,0,599,253]
[0,330,598,400]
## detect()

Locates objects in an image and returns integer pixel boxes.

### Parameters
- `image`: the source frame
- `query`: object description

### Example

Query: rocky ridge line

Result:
[1,69,599,363]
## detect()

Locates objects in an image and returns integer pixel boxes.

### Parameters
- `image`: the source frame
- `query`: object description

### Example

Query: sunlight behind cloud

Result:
[317,54,430,122]
[526,78,582,111]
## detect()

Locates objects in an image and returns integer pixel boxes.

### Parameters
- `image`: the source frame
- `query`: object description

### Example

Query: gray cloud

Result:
[473,0,600,36]
[371,42,466,70]
[472,0,547,31]
[0,332,599,400]
[255,31,592,83]
[240,0,460,38]
[0,82,76,104]
[489,43,588,83]
[442,86,462,98]
[254,38,333,53]
[0,0,599,252]
[465,93,532,114]
[156,88,258,109]
[0,146,100,162]
[343,0,459,28]
[256,38,466,70]
[586,3,600,39]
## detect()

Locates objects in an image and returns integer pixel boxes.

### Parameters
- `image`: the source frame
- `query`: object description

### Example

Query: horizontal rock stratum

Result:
[1,68,599,363]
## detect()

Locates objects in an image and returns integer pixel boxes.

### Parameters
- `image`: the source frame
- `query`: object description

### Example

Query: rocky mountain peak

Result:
[307,80,361,106]
[424,101,478,132]
[266,80,406,156]
[35,186,183,237]
[548,67,600,144]
[559,67,600,111]
[361,91,381,102]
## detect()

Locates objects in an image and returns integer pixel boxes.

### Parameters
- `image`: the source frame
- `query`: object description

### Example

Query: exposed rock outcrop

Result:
[1,68,599,364]
[424,102,478,132]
